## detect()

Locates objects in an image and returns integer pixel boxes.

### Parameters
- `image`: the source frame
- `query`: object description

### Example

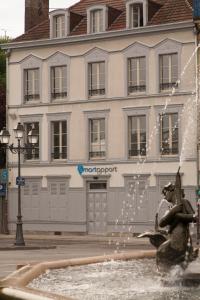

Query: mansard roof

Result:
[14,0,193,42]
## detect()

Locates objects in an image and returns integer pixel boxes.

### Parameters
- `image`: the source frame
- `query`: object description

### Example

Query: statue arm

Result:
[159,204,183,228]
[175,213,196,223]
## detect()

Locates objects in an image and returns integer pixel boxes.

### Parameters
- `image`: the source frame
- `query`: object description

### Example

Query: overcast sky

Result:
[0,0,79,38]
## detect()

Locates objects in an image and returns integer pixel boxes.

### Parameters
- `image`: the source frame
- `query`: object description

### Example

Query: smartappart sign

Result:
[77,164,117,176]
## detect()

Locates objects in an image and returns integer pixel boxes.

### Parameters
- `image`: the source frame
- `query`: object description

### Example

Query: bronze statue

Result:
[139,168,198,271]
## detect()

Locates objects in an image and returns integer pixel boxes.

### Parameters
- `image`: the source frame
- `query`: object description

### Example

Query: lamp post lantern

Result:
[0,123,38,246]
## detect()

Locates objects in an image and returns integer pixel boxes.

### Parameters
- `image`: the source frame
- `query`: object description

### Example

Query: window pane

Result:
[24,122,39,160]
[51,66,67,99]
[52,121,67,160]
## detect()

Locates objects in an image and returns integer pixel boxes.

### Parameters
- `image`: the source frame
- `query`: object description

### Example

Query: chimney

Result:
[25,0,49,32]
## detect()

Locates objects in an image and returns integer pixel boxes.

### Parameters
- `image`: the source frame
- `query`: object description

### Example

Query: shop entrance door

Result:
[87,182,107,235]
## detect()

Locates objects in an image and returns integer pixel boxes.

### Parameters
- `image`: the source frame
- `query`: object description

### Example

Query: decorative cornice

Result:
[1,21,194,51]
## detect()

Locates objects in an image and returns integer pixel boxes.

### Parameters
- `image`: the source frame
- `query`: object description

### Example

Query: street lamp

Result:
[0,123,38,246]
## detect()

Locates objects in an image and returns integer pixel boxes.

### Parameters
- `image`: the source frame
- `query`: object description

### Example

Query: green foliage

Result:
[0,37,10,88]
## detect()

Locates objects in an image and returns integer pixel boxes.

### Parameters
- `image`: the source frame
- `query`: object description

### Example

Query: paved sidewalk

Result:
[0,233,152,279]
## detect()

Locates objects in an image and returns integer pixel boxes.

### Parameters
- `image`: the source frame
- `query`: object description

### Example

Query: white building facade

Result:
[3,0,198,234]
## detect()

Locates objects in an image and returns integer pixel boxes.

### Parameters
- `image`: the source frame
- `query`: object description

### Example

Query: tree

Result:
[0,37,9,167]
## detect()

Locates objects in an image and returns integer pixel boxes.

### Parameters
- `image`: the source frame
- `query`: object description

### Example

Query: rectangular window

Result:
[90,9,103,33]
[159,53,178,91]
[24,69,40,102]
[89,119,105,159]
[130,3,143,27]
[51,66,67,99]
[24,122,39,160]
[53,15,65,38]
[51,120,67,160]
[88,62,105,97]
[128,57,146,93]
[160,113,178,155]
[128,115,146,157]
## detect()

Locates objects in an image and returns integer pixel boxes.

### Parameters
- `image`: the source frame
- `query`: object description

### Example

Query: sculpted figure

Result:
[139,168,198,271]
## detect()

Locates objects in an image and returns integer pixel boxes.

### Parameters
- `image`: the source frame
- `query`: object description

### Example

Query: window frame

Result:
[51,120,67,161]
[84,109,109,161]
[128,115,147,158]
[123,42,149,96]
[128,56,146,94]
[24,68,40,102]
[88,61,105,97]
[123,106,150,161]
[47,113,71,163]
[126,0,148,29]
[159,53,178,92]
[85,48,108,99]
[87,5,108,34]
[19,114,43,163]
[20,55,42,105]
[47,52,70,102]
[154,39,182,94]
[89,118,106,160]
[50,65,68,100]
[50,9,69,39]
[155,104,183,160]
[160,112,179,156]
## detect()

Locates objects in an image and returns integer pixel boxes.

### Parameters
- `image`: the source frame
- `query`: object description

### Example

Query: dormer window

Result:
[130,3,143,27]
[53,15,65,38]
[50,9,69,39]
[126,0,148,28]
[87,5,108,34]
[91,9,103,33]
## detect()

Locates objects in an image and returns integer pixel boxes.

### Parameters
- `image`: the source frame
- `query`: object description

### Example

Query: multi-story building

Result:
[2,0,198,235]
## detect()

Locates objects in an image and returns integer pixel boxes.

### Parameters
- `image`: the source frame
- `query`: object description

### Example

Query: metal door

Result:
[87,182,107,235]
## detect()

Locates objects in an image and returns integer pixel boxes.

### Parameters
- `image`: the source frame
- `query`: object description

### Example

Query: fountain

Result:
[139,167,200,281]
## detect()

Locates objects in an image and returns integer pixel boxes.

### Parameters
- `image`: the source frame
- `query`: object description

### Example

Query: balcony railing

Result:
[129,148,146,157]
[160,147,178,155]
[51,92,67,99]
[51,152,67,160]
[24,148,39,160]
[89,151,106,159]
[160,82,177,91]
[89,88,105,97]
[128,85,146,93]
[24,94,40,102]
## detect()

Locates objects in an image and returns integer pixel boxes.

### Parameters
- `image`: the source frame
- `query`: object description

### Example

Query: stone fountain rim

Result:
[0,249,156,300]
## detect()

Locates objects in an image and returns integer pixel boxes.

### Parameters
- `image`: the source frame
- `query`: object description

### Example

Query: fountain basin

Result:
[0,250,156,300]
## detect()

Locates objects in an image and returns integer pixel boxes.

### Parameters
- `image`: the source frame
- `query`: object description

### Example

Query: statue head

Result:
[162,182,175,203]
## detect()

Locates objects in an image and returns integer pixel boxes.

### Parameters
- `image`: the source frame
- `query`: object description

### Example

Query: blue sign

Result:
[194,0,200,18]
[77,164,85,175]
[16,177,25,186]
[1,169,8,183]
[0,184,6,196]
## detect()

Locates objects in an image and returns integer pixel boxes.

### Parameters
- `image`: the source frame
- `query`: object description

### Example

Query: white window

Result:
[24,69,40,102]
[128,115,146,157]
[130,3,143,27]
[89,119,105,159]
[90,9,103,33]
[24,122,39,160]
[126,0,147,28]
[88,62,105,97]
[51,121,67,160]
[51,66,67,100]
[53,15,65,38]
[160,113,178,155]
[128,57,146,93]
[159,53,178,91]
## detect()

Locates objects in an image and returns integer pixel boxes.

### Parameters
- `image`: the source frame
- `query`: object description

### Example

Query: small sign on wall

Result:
[0,184,6,196]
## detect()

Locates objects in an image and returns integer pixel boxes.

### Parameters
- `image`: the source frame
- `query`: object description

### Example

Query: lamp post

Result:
[0,123,38,246]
